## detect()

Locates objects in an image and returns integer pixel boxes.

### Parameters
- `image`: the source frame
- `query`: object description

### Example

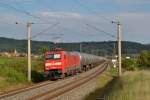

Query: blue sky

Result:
[0,0,150,43]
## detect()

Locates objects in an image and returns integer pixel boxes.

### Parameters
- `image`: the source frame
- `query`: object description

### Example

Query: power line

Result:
[0,2,52,23]
[56,25,79,35]
[0,32,24,36]
[31,22,60,39]
[71,0,112,22]
[0,2,61,40]
[0,1,115,40]
[85,23,116,38]
[63,14,116,39]
[67,0,116,39]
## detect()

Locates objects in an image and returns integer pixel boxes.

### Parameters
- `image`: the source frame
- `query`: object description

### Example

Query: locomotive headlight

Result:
[45,63,52,66]
[54,62,62,65]
[45,62,62,66]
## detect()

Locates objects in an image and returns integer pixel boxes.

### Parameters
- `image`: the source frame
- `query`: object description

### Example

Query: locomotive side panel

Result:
[63,52,80,76]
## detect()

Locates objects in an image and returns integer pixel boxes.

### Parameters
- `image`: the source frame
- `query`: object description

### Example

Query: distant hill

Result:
[0,37,150,56]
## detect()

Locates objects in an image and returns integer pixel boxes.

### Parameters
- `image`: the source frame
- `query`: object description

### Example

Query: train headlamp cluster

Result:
[45,62,62,66]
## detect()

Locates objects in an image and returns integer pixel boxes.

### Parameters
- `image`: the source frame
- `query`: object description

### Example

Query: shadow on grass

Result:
[84,77,118,100]
[31,71,48,83]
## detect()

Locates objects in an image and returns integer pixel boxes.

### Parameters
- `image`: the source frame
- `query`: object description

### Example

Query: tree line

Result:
[0,37,150,56]
[122,50,150,71]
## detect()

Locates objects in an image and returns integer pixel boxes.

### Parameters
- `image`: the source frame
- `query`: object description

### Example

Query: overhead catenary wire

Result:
[0,2,52,23]
[53,17,115,39]
[85,23,116,38]
[70,0,116,39]
[31,22,60,39]
[71,0,112,22]
[0,32,25,36]
[0,1,62,40]
[0,0,115,41]
[61,15,116,39]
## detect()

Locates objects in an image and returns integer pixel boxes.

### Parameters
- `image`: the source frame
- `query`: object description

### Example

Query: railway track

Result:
[0,62,107,100]
[0,80,56,99]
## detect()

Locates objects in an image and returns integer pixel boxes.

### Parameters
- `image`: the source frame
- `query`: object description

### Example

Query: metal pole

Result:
[117,22,122,77]
[112,21,122,77]
[113,41,116,57]
[80,43,82,52]
[27,22,32,82]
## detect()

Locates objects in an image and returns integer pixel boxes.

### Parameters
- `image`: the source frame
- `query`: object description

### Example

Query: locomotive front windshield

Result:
[45,54,61,60]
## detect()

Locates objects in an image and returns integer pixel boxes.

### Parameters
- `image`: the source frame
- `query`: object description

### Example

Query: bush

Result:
[122,58,137,71]
[31,71,45,83]
[138,50,150,68]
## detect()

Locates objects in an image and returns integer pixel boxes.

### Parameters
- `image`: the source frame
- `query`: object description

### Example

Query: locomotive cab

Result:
[44,52,63,79]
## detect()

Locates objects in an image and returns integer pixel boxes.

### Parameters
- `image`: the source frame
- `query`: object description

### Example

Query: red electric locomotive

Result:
[44,48,106,79]
[44,50,80,79]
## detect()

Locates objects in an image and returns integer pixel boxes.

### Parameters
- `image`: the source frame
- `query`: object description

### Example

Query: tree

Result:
[122,58,137,71]
[38,46,49,54]
[138,50,150,68]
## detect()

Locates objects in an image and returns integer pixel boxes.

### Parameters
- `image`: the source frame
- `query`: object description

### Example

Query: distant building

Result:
[0,49,27,57]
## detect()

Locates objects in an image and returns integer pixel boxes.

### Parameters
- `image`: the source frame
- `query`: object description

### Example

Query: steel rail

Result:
[0,80,56,99]
[29,63,108,100]
[0,62,107,100]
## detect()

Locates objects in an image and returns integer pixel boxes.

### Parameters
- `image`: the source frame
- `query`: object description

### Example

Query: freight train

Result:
[44,49,106,79]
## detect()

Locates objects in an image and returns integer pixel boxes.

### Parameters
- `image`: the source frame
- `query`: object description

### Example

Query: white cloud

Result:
[113,12,150,43]
[0,10,150,43]
[38,11,82,19]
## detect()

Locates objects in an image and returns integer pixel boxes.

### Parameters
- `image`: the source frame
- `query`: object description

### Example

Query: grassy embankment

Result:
[0,56,44,93]
[85,65,150,100]
[84,65,117,100]
[105,70,150,100]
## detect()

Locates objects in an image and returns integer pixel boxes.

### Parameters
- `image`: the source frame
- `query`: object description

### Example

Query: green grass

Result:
[85,65,150,100]
[85,64,150,100]
[0,56,44,92]
[105,70,150,100]
[107,64,118,77]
